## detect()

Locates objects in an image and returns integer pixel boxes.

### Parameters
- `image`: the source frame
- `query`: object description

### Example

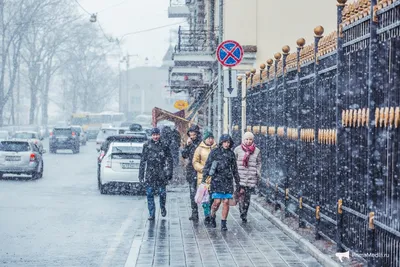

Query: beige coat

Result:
[234,145,261,188]
[192,141,217,185]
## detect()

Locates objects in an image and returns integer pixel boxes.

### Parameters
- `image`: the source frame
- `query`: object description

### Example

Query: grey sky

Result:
[79,0,182,67]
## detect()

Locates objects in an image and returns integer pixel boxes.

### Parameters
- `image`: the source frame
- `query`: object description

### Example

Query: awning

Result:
[152,107,191,138]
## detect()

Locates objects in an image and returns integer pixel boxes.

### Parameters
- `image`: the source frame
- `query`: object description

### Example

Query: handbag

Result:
[194,183,208,204]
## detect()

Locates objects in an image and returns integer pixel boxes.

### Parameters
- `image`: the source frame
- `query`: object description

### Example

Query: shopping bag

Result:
[194,183,208,204]
[201,189,210,203]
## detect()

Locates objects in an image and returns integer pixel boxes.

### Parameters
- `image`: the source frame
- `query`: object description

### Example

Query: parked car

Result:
[95,128,126,147]
[13,131,44,153]
[0,140,44,179]
[96,134,148,194]
[49,127,80,154]
[98,141,145,194]
[71,125,87,146]
[86,128,99,141]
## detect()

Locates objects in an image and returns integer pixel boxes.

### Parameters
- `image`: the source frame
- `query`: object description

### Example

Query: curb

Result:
[251,201,340,267]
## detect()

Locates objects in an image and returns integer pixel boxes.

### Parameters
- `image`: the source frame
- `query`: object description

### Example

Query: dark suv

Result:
[49,127,80,154]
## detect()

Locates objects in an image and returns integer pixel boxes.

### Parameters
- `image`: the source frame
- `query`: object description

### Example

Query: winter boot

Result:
[204,216,211,225]
[161,207,167,217]
[148,216,155,221]
[189,213,199,222]
[221,220,228,231]
[210,216,217,228]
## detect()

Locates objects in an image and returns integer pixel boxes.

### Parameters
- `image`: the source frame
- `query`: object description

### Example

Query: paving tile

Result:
[130,193,322,267]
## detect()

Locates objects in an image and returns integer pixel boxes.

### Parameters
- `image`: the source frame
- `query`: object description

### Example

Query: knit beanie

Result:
[203,131,214,141]
[243,131,254,141]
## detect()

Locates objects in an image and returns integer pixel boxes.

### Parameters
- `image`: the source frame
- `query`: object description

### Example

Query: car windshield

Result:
[53,129,71,136]
[71,127,81,133]
[14,132,36,139]
[0,141,30,152]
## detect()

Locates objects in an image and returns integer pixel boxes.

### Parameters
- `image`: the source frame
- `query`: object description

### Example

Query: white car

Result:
[13,131,44,153]
[98,142,144,194]
[71,125,87,145]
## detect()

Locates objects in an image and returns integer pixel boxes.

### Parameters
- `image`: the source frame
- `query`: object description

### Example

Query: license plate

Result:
[5,156,21,161]
[121,163,139,169]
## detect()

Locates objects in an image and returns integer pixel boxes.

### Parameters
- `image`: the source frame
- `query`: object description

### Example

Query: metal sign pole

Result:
[228,68,232,135]
[217,0,224,138]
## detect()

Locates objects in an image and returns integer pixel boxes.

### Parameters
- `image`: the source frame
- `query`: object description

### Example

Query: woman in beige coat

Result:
[234,131,261,223]
[192,131,216,225]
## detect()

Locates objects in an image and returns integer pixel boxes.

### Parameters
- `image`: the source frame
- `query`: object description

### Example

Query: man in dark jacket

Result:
[139,128,173,220]
[181,124,202,222]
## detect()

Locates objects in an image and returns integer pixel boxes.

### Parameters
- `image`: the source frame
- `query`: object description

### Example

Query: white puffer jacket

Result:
[234,145,261,188]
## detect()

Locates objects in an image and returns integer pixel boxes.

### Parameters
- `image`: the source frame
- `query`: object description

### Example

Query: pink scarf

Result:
[241,143,256,168]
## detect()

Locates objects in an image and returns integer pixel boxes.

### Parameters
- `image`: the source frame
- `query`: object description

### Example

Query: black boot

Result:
[204,216,211,225]
[210,216,217,228]
[221,220,228,231]
[189,213,199,222]
[161,207,167,217]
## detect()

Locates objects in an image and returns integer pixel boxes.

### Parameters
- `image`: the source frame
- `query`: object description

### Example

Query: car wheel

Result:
[32,165,40,179]
[38,161,44,178]
[98,172,107,194]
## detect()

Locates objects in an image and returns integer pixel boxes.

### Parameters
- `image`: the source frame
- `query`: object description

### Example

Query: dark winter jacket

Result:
[202,134,240,194]
[181,125,202,182]
[139,139,173,187]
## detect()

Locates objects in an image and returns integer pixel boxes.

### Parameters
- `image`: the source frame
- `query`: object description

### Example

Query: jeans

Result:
[146,186,166,217]
[189,178,198,216]
[239,187,254,219]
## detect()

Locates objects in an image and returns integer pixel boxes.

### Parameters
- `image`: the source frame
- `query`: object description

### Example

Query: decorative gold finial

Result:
[282,45,290,54]
[337,0,348,5]
[267,59,273,66]
[260,63,266,70]
[237,76,243,81]
[274,52,282,60]
[314,25,325,37]
[250,68,256,74]
[246,71,250,78]
[297,38,306,48]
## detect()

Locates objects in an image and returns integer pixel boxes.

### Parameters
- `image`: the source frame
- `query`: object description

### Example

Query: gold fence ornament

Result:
[261,126,267,135]
[362,108,367,126]
[357,109,362,127]
[342,110,346,127]
[384,107,389,128]
[380,108,385,128]
[253,126,260,134]
[389,107,394,128]
[233,125,239,131]
[396,107,400,128]
[369,212,375,230]
[349,109,353,127]
[366,108,370,128]
[375,108,380,127]
[346,109,350,127]
[285,189,289,200]
[353,109,358,127]
[338,199,343,214]
[316,206,321,220]
[246,126,252,132]
[299,197,303,209]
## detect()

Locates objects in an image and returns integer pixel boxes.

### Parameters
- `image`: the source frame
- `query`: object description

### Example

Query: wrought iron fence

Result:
[234,1,400,266]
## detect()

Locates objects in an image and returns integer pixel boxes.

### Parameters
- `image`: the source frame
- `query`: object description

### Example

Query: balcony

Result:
[172,27,216,67]
[168,0,190,18]
[168,67,207,92]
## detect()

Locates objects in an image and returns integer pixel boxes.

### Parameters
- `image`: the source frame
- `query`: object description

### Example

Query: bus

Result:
[71,112,125,131]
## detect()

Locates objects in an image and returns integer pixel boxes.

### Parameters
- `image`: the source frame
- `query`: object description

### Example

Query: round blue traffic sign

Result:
[217,40,244,67]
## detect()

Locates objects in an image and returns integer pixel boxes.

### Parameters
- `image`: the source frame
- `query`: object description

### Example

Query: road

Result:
[0,141,324,267]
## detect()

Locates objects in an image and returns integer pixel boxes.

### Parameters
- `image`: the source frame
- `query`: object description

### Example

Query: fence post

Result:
[282,45,290,217]
[265,60,273,202]
[313,25,324,240]
[335,0,346,253]
[367,0,379,265]
[296,38,306,228]
[274,53,282,211]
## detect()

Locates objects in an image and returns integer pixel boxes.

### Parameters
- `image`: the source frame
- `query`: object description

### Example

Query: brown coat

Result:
[192,141,217,185]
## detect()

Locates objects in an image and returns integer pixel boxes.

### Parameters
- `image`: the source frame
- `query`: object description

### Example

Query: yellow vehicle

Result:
[71,112,125,131]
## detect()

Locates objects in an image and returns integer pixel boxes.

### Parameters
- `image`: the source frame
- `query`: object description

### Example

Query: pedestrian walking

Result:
[139,128,173,220]
[181,124,202,222]
[202,134,240,231]
[192,131,217,225]
[234,131,262,223]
